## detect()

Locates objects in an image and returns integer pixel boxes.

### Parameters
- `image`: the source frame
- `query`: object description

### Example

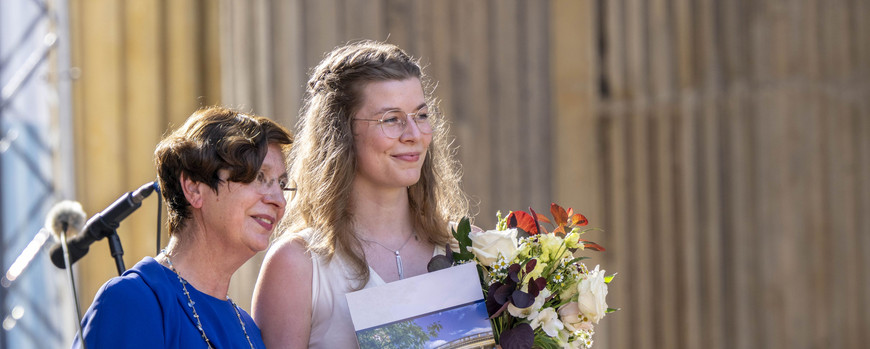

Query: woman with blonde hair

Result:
[252,40,469,348]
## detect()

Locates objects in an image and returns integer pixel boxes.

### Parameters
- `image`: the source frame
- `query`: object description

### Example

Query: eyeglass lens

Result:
[379,107,433,138]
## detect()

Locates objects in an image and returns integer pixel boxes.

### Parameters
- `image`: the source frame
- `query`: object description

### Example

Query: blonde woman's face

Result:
[351,78,432,193]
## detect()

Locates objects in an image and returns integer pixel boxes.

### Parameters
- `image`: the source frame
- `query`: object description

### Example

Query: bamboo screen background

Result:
[69,1,867,348]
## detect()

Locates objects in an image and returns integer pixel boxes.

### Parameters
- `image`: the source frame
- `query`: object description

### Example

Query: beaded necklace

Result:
[161,250,255,349]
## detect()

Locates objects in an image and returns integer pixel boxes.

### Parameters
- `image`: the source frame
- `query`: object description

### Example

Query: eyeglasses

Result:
[254,171,295,193]
[353,106,434,139]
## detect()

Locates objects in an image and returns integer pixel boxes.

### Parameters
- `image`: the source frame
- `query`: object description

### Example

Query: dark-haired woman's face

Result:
[199,144,287,254]
[351,78,431,193]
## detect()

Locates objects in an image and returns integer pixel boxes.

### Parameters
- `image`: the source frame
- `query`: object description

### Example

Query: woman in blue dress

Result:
[74,106,292,348]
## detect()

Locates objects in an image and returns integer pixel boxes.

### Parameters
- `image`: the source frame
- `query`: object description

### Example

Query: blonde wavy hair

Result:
[279,40,469,288]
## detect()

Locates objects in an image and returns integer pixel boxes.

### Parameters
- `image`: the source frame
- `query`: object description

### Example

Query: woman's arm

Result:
[252,237,313,349]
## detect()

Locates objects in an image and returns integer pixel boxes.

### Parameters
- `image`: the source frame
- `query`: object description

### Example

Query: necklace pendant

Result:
[395,252,404,280]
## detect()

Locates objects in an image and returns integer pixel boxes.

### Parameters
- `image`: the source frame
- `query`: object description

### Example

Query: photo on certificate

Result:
[346,262,496,349]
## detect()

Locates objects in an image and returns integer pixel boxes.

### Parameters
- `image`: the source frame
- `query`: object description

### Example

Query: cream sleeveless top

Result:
[300,229,444,349]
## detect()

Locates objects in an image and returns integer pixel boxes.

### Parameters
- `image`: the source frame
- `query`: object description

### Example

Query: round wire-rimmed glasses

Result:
[353,105,435,139]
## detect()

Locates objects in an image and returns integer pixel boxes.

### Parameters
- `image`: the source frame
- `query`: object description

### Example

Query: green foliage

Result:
[356,320,443,349]
[452,217,475,262]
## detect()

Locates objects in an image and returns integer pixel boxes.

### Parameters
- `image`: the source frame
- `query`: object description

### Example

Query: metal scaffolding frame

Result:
[1,0,76,347]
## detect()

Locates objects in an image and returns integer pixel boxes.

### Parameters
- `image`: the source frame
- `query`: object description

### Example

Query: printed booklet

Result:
[346,262,496,349]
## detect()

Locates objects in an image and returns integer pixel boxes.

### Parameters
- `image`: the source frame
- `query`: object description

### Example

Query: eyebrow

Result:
[372,102,428,115]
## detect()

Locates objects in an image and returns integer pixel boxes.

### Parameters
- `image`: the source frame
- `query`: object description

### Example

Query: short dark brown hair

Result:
[155,106,292,234]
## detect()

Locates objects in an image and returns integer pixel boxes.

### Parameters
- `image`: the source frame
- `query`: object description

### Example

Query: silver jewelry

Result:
[161,250,254,349]
[359,232,416,280]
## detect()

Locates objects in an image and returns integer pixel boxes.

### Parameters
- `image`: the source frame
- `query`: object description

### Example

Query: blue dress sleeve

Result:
[74,275,164,348]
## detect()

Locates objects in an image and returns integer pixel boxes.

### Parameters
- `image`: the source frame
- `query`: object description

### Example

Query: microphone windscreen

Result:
[45,200,87,239]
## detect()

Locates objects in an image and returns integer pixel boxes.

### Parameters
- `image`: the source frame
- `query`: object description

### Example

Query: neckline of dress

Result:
[365,245,444,285]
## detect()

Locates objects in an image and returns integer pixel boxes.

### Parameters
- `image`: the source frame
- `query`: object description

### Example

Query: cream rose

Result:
[469,228,518,266]
[576,265,608,323]
[557,302,594,332]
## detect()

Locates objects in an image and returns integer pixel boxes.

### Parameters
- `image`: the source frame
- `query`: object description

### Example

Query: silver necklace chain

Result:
[161,250,255,349]
[359,232,416,280]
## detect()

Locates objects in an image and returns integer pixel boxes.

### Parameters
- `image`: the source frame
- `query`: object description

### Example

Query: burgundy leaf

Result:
[533,277,547,291]
[527,278,540,298]
[511,289,534,308]
[524,259,537,273]
[528,207,542,235]
[426,255,453,272]
[493,284,514,305]
[499,323,534,349]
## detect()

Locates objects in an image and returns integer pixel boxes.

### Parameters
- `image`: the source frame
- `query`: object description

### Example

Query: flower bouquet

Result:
[429,203,617,349]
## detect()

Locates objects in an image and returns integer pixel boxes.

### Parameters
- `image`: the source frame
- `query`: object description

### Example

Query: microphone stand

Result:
[60,223,87,349]
[106,232,125,276]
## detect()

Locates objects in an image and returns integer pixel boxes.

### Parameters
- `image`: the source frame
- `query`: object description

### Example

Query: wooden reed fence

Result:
[70,1,868,348]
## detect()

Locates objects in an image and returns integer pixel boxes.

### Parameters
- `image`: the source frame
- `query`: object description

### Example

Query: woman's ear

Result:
[180,173,204,209]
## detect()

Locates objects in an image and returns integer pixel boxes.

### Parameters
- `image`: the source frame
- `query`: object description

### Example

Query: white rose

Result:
[469,228,518,266]
[576,265,608,323]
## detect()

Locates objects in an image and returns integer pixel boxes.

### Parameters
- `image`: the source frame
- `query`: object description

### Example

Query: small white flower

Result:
[530,307,564,337]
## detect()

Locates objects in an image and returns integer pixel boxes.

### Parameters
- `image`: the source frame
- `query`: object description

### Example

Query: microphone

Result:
[50,181,157,269]
[0,201,86,288]
[45,200,87,239]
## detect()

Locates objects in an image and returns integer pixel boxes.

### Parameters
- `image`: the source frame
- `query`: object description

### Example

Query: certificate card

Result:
[346,262,496,349]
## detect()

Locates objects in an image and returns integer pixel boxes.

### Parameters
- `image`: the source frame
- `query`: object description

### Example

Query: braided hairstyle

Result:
[281,40,468,288]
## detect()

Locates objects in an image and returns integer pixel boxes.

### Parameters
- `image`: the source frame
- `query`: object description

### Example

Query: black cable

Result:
[61,223,86,349]
[155,182,162,256]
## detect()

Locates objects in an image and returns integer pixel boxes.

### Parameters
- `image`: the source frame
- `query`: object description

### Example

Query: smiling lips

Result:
[393,152,421,162]
[252,215,276,230]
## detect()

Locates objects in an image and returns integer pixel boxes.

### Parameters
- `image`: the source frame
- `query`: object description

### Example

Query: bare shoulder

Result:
[263,235,312,268]
[253,234,314,348]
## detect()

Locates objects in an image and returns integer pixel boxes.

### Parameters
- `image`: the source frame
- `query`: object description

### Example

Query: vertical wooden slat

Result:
[165,0,201,125]
[624,1,655,349]
[752,3,783,348]
[781,3,818,348]
[805,3,831,346]
[123,0,163,264]
[343,0,385,40]
[202,0,222,104]
[551,0,602,221]
[821,1,858,347]
[647,0,678,347]
[451,0,492,225]
[550,0,607,338]
[383,0,416,52]
[673,0,703,347]
[720,1,759,348]
[600,0,631,348]
[73,0,125,304]
[420,1,453,128]
[697,1,725,348]
[222,0,255,110]
[856,0,870,338]
[303,0,340,68]
[253,0,273,116]
[522,0,551,211]
[270,0,305,126]
[490,0,522,210]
